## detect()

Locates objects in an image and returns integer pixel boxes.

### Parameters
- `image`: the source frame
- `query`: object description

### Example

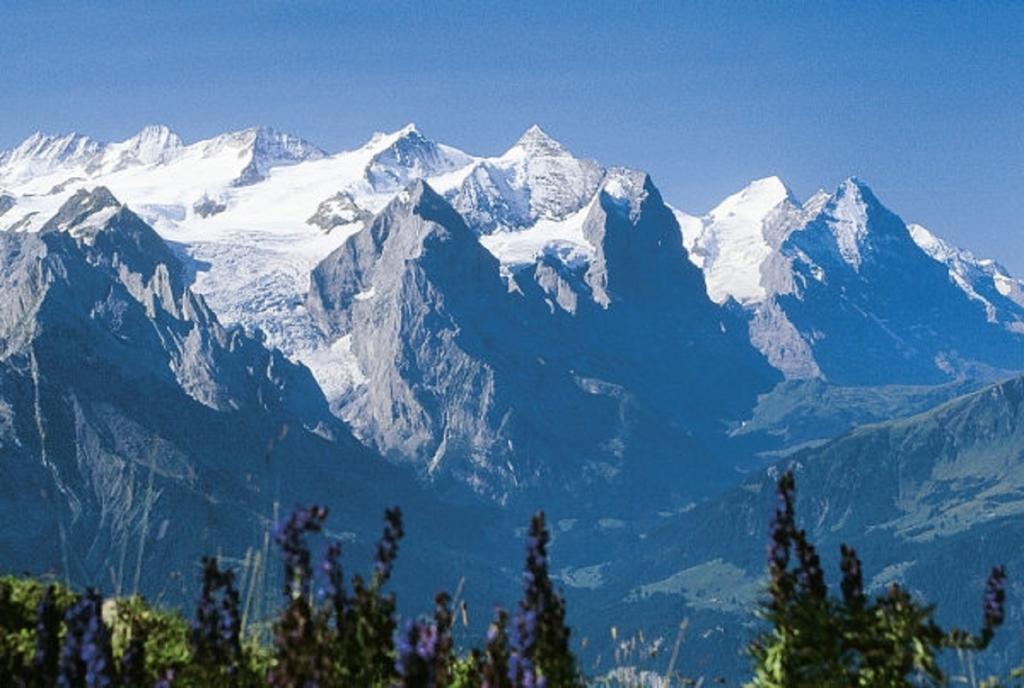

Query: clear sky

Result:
[2,1,1022,271]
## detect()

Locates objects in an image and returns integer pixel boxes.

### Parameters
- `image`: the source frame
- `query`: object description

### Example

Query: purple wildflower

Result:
[374,507,404,583]
[840,544,864,607]
[318,541,346,624]
[275,505,328,599]
[58,589,113,688]
[482,608,511,688]
[509,511,575,687]
[190,556,241,671]
[393,590,450,685]
[395,618,440,687]
[982,565,1007,639]
[154,668,175,688]
[33,585,61,684]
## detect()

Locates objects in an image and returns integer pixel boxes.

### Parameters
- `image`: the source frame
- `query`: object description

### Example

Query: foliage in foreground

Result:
[0,471,1017,687]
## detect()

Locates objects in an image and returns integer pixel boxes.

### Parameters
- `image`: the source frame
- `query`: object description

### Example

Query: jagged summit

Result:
[6,130,100,160]
[395,122,421,137]
[93,125,184,174]
[39,186,187,291]
[453,124,604,233]
[206,126,327,186]
[376,179,476,239]
[364,122,422,148]
[364,126,472,193]
[688,175,802,305]
[597,168,651,220]
[508,123,567,156]
[795,176,908,273]
[117,123,180,146]
[581,169,710,307]
[40,185,121,232]
[0,131,103,183]
[838,175,873,194]
[731,175,794,206]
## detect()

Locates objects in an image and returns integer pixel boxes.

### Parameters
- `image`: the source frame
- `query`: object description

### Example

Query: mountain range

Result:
[1,122,1022,678]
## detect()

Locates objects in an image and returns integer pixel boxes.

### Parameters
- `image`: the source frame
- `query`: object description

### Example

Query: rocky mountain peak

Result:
[509,124,568,156]
[364,126,472,193]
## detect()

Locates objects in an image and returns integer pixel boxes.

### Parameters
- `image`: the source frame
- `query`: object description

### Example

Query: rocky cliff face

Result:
[308,178,780,506]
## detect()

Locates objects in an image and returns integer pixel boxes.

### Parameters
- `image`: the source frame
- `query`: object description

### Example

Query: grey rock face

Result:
[0,194,14,218]
[193,194,227,218]
[306,191,372,232]
[309,181,585,497]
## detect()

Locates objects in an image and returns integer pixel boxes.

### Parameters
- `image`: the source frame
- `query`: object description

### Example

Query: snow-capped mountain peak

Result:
[363,124,473,192]
[689,175,800,305]
[185,126,326,186]
[709,176,794,223]
[0,131,103,184]
[506,123,568,158]
[6,131,101,163]
[362,122,422,151]
[395,121,421,137]
[119,124,181,158]
[40,186,122,238]
[92,124,183,174]
[453,124,604,233]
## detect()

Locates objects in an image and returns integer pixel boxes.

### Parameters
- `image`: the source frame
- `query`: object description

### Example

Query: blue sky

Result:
[2,1,1022,270]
